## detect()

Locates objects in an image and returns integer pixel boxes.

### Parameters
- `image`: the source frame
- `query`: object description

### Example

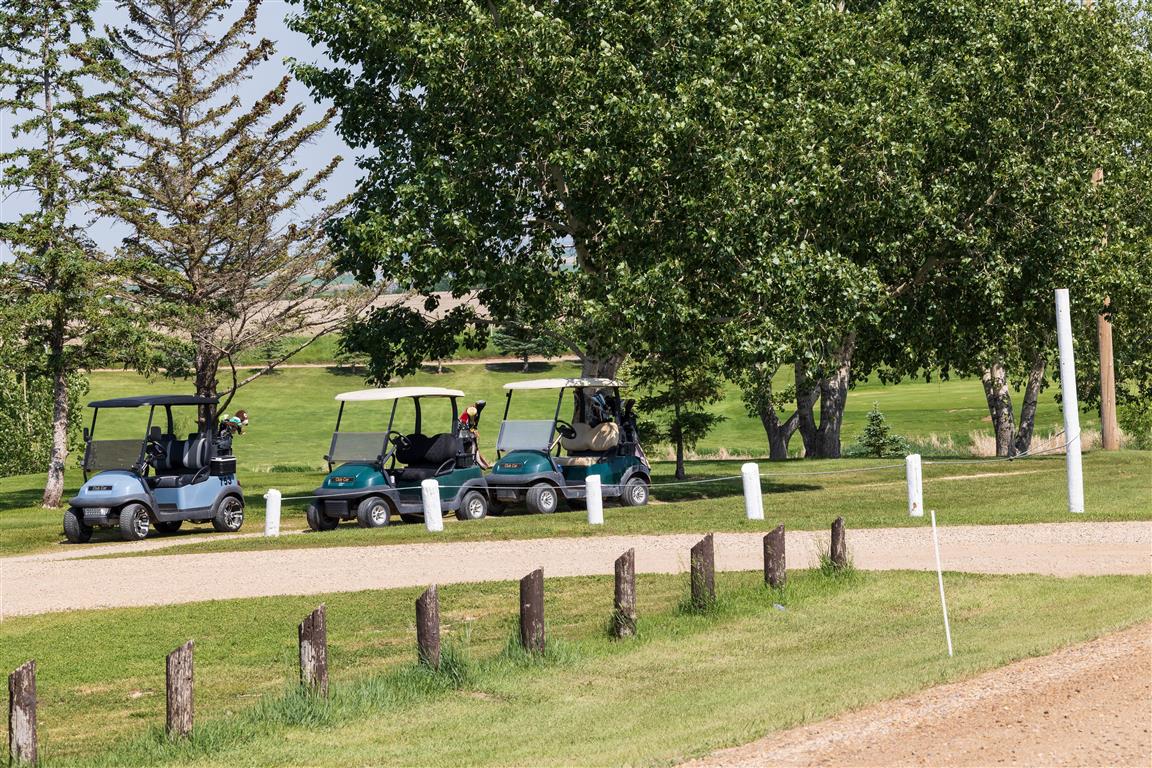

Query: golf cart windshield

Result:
[496,420,556,452]
[84,439,145,472]
[328,432,389,463]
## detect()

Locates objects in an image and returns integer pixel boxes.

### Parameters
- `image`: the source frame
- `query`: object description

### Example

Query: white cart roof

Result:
[503,378,623,391]
[335,387,466,402]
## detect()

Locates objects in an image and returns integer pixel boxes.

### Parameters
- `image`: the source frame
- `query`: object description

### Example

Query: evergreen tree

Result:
[854,403,908,458]
[105,0,379,414]
[0,0,142,504]
[491,325,567,372]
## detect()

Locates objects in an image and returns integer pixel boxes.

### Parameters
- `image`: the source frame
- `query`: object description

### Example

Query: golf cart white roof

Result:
[335,387,466,402]
[503,378,623,391]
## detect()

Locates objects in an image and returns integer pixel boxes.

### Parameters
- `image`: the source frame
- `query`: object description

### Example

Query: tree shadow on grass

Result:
[0,486,47,512]
[484,361,557,374]
[324,365,368,377]
[654,478,822,503]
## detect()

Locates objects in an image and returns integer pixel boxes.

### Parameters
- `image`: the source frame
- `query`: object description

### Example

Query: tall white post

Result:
[905,454,923,517]
[741,462,764,521]
[263,489,281,536]
[421,479,444,532]
[1054,288,1085,514]
[586,475,604,525]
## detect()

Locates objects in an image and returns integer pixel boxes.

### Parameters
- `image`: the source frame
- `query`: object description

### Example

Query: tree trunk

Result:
[521,352,529,373]
[761,406,800,461]
[981,362,1015,457]
[194,342,220,428]
[673,400,685,480]
[796,334,856,459]
[42,364,69,508]
[1012,353,1046,456]
[580,352,624,379]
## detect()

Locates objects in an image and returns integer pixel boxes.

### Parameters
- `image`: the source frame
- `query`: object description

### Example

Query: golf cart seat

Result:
[394,432,461,481]
[555,422,620,466]
[149,435,210,488]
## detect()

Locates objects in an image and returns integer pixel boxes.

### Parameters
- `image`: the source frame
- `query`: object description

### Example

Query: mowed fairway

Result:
[1,570,1149,765]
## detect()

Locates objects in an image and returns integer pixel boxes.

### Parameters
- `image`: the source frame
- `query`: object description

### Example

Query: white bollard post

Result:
[421,479,444,532]
[586,474,604,525]
[1054,288,1085,514]
[905,454,924,517]
[741,462,764,521]
[263,489,281,536]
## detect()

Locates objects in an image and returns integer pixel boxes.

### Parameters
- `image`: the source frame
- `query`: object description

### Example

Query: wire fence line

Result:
[272,432,1080,503]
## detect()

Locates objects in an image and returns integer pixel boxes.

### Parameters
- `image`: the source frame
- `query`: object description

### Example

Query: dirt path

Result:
[2,522,1148,618]
[685,621,1152,768]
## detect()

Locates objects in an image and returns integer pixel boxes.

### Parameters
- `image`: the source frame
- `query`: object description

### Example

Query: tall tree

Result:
[289,0,805,384]
[106,0,378,413]
[0,0,142,504]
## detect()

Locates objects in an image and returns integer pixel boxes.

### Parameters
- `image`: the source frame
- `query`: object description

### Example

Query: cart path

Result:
[2,521,1149,617]
[683,620,1152,768]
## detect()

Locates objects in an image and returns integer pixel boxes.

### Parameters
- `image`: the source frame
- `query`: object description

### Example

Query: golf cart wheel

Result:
[455,490,488,521]
[620,477,650,507]
[63,507,92,544]
[356,496,392,528]
[399,513,423,524]
[212,496,245,532]
[525,483,559,515]
[487,500,507,515]
[118,503,151,541]
[154,520,183,534]
[306,503,339,531]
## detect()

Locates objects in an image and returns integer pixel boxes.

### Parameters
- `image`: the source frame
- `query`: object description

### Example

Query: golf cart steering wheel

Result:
[144,439,166,463]
[387,430,411,450]
[555,420,578,440]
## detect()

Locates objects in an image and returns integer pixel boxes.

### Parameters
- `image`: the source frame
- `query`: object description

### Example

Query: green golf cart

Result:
[307,387,491,529]
[485,378,650,514]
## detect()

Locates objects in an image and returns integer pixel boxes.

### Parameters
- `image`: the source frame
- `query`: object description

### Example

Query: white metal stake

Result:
[930,509,954,658]
[421,479,444,532]
[905,454,923,517]
[586,474,604,525]
[741,462,764,520]
[1054,288,1085,513]
[263,488,281,537]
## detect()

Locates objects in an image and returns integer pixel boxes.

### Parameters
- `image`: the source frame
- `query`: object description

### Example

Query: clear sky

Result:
[0,0,359,261]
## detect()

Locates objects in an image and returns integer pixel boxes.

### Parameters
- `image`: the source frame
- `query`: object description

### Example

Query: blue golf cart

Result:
[486,378,651,513]
[65,395,246,542]
[307,387,491,529]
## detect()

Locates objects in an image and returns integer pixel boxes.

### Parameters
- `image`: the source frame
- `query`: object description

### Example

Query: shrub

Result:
[1119,401,1152,450]
[854,402,909,458]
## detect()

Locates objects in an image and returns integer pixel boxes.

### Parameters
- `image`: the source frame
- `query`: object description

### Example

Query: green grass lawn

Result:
[2,451,1148,559]
[2,569,1148,766]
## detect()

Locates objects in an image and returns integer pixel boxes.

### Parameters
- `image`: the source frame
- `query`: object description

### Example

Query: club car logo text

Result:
[330,476,356,484]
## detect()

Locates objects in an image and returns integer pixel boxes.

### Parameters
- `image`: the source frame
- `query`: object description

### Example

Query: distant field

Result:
[79,362,1089,471]
[2,569,1148,765]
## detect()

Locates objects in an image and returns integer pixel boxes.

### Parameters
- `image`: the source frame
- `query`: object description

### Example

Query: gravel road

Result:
[3,521,1148,618]
[684,620,1152,768]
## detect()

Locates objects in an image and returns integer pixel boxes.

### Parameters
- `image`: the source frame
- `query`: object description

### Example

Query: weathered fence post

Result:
[8,660,36,765]
[613,548,637,638]
[763,524,786,588]
[166,641,194,739]
[416,585,441,669]
[299,604,329,697]
[831,517,847,568]
[690,533,716,609]
[519,568,545,654]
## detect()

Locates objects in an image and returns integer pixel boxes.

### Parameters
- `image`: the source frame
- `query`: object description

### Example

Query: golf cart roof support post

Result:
[552,389,566,456]
[141,406,156,475]
[163,405,173,437]
[449,396,459,434]
[327,401,345,471]
[84,408,100,481]
[413,397,421,436]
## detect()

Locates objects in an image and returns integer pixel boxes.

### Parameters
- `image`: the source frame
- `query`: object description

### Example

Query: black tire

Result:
[400,513,423,524]
[306,503,339,531]
[118,503,151,541]
[525,483,559,515]
[154,520,183,534]
[63,507,92,544]
[620,476,650,507]
[455,490,488,521]
[211,496,245,532]
[487,500,507,515]
[356,496,392,528]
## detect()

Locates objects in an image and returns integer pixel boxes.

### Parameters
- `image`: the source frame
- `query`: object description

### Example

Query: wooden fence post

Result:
[299,604,329,697]
[519,568,545,654]
[831,516,847,568]
[416,585,441,669]
[764,524,786,588]
[690,533,716,610]
[166,641,194,739]
[8,660,36,765]
[613,548,637,638]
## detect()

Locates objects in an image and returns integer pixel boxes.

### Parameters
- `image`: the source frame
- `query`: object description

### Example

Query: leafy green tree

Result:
[289,0,806,384]
[491,325,567,372]
[0,0,146,503]
[105,0,379,414]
